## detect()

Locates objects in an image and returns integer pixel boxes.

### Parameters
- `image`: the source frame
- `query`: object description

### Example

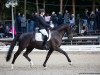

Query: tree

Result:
[0,0,100,20]
[0,0,6,20]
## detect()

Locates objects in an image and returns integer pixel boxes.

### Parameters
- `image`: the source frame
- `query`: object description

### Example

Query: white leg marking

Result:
[69,62,72,65]
[30,61,33,67]
[44,66,47,70]
[11,64,14,70]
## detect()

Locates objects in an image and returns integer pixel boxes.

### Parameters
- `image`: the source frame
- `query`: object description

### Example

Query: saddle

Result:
[35,29,51,41]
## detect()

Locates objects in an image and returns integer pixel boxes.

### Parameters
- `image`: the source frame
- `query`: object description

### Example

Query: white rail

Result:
[0,45,100,52]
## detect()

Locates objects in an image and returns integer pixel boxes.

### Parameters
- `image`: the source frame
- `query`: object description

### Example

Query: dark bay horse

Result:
[6,25,73,69]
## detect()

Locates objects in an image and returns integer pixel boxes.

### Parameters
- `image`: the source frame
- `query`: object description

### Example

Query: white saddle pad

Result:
[35,30,51,41]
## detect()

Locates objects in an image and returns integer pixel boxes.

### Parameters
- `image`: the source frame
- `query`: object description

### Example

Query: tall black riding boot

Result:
[42,35,49,50]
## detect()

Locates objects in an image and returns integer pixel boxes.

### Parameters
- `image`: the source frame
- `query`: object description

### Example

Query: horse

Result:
[6,24,73,69]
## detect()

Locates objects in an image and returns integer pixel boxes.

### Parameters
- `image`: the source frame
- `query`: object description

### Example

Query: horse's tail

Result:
[6,35,20,62]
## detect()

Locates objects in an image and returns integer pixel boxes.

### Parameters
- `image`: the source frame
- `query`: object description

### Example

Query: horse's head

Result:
[66,25,73,41]
[53,25,73,41]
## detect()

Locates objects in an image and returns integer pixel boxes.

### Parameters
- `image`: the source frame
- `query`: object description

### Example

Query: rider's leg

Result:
[42,35,48,46]
[39,29,49,50]
[39,29,48,37]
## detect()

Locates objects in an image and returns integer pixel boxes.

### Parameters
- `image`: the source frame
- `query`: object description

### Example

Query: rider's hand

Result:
[48,27,52,30]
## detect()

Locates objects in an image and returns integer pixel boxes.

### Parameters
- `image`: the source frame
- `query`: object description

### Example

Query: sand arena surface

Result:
[0,51,100,75]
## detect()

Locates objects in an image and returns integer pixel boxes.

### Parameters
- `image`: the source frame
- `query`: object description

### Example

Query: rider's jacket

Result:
[35,15,50,30]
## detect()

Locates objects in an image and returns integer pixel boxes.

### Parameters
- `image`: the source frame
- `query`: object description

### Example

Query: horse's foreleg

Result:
[43,50,53,68]
[23,47,33,67]
[56,48,71,63]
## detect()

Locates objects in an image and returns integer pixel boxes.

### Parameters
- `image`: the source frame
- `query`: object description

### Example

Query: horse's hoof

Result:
[30,65,33,68]
[43,64,45,67]
[30,61,33,68]
[43,64,47,68]
[44,66,47,70]
[69,62,72,65]
[11,64,14,70]
[44,67,47,69]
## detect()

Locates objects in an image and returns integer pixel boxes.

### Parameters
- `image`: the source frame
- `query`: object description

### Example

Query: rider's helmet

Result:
[39,9,45,16]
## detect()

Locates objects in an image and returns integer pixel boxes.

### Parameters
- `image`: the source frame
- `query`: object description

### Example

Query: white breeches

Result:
[39,29,48,37]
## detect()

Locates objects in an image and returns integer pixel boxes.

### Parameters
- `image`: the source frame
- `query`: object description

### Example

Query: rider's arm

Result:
[37,16,50,28]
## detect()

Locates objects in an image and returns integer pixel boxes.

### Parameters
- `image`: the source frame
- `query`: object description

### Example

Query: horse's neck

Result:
[57,28,66,38]
[53,25,68,38]
[54,26,66,38]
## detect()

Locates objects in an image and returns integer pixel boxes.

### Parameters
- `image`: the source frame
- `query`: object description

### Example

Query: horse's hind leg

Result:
[56,48,71,63]
[43,50,53,68]
[11,48,23,69]
[23,46,34,67]
[11,42,27,69]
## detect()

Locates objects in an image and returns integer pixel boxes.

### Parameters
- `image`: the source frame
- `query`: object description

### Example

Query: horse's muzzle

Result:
[68,34,73,41]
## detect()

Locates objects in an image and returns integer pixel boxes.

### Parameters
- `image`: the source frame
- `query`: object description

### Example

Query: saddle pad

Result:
[35,33,43,41]
[35,31,51,41]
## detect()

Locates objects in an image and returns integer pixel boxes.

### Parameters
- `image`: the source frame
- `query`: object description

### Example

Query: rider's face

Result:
[42,12,45,16]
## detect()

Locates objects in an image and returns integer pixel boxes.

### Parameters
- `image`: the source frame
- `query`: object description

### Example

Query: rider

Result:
[34,9,51,50]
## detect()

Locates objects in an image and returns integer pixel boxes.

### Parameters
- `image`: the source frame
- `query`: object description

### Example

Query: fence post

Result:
[98,36,100,45]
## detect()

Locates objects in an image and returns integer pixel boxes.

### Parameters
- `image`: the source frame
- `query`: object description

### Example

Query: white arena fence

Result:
[0,36,100,52]
[0,45,100,52]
